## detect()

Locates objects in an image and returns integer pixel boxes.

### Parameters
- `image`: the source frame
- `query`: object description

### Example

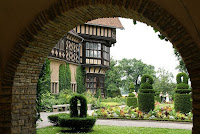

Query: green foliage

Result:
[155,96,161,103]
[176,83,189,89]
[138,93,155,113]
[58,116,96,131]
[174,94,192,113]
[36,59,51,120]
[140,83,153,89]
[48,113,69,126]
[95,88,102,99]
[176,72,188,85]
[40,92,56,112]
[139,89,155,93]
[127,97,137,107]
[70,94,87,118]
[107,83,121,98]
[141,75,154,84]
[76,65,86,93]
[128,93,135,97]
[175,89,191,94]
[118,58,156,93]
[59,63,71,91]
[153,68,176,95]
[129,82,135,92]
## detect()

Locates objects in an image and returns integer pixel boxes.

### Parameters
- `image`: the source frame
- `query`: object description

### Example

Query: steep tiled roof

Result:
[86,18,124,29]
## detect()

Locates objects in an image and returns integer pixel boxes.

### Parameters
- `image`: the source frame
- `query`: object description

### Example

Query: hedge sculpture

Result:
[126,82,137,107]
[174,73,192,113]
[138,75,155,113]
[48,94,96,132]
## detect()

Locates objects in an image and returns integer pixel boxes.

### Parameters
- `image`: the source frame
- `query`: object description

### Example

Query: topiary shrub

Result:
[48,94,96,132]
[127,97,137,107]
[174,94,192,113]
[70,94,87,118]
[59,116,96,131]
[138,75,155,113]
[129,82,135,92]
[48,113,69,126]
[126,83,138,107]
[174,72,191,113]
[154,91,161,102]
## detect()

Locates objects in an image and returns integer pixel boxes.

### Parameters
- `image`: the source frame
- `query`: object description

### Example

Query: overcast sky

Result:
[111,18,180,81]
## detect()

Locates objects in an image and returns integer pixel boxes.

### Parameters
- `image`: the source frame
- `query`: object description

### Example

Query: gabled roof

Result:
[86,18,124,30]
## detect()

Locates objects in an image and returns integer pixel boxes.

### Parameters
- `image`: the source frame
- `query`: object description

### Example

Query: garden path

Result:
[37,110,192,130]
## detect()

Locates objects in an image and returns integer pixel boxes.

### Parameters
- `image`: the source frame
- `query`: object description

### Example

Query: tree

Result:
[59,63,71,91]
[105,58,122,94]
[118,58,156,92]
[76,65,86,93]
[153,68,176,95]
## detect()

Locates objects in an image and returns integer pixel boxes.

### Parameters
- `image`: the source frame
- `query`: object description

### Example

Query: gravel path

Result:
[37,111,192,130]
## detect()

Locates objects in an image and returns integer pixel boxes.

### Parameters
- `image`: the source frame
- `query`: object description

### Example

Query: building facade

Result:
[49,18,123,96]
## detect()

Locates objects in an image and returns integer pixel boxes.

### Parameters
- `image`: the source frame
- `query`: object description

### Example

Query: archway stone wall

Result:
[1,0,200,134]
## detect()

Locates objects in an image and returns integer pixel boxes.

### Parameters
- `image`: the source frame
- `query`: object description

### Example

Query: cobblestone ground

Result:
[37,110,192,130]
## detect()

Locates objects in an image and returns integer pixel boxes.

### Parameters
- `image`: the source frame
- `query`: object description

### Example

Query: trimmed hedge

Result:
[139,89,155,93]
[138,93,155,113]
[141,75,154,84]
[128,93,135,97]
[129,82,135,92]
[59,116,96,131]
[174,94,192,113]
[48,113,69,126]
[175,89,191,94]
[176,83,189,89]
[176,72,188,84]
[70,94,87,118]
[127,97,137,107]
[138,75,155,113]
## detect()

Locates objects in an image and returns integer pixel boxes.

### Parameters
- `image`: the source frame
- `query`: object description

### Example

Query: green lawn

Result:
[155,103,174,109]
[101,102,123,107]
[37,125,191,134]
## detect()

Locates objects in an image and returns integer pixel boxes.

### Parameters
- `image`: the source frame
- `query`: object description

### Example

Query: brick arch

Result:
[1,0,200,133]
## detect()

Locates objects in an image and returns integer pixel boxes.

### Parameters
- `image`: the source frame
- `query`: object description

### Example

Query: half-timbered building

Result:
[49,18,124,96]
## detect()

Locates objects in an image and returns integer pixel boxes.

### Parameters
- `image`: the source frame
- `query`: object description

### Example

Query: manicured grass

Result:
[37,125,191,134]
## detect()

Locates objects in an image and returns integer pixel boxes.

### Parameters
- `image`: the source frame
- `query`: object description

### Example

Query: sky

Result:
[110,18,180,81]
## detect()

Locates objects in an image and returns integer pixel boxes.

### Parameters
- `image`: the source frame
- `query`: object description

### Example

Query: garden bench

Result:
[52,104,92,112]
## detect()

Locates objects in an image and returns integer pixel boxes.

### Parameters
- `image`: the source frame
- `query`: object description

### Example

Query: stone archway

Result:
[1,0,200,133]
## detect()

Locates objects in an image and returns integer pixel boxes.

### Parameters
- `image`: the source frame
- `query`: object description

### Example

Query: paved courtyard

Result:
[37,110,192,130]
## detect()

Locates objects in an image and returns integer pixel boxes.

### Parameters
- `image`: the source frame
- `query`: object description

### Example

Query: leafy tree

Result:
[153,68,176,95]
[59,63,71,91]
[76,65,86,93]
[105,58,122,94]
[107,83,121,98]
[118,58,156,92]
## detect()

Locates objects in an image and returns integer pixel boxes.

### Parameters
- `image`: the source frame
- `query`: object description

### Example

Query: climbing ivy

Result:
[59,63,71,91]
[76,65,86,93]
[36,58,51,121]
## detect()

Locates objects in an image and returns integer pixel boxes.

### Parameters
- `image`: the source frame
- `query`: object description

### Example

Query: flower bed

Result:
[92,106,192,122]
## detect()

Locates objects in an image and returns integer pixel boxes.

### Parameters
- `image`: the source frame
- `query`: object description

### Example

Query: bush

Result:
[177,83,189,89]
[128,93,135,97]
[155,96,161,102]
[176,72,188,84]
[139,89,155,93]
[70,94,87,118]
[129,82,135,92]
[175,89,191,94]
[48,113,69,125]
[127,97,137,107]
[174,94,192,113]
[107,84,121,98]
[140,83,153,89]
[58,116,96,131]
[141,74,154,84]
[138,93,155,113]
